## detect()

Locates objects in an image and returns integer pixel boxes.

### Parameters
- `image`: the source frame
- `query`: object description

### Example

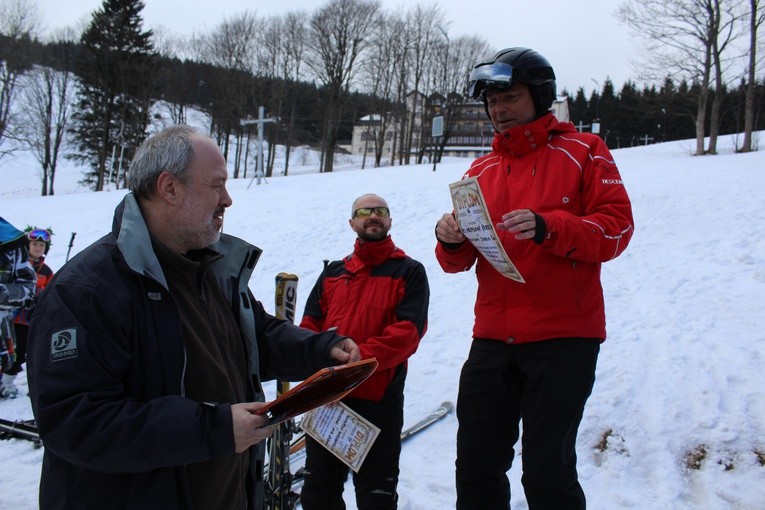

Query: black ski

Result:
[0,417,42,447]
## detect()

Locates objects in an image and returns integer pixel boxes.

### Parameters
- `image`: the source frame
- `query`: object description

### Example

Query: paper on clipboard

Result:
[301,402,380,472]
[449,177,525,283]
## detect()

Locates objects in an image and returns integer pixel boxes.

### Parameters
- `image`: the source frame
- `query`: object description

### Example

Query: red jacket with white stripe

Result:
[301,236,429,401]
[435,113,633,344]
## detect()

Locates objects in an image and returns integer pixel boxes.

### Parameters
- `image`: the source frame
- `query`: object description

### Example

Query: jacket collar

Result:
[345,235,404,273]
[491,113,574,157]
[112,194,261,290]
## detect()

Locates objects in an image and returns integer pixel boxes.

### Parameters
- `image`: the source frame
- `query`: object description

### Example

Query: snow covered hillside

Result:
[1,132,764,509]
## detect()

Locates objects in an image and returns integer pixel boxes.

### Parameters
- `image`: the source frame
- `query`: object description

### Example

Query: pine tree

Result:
[70,0,157,191]
[569,88,589,129]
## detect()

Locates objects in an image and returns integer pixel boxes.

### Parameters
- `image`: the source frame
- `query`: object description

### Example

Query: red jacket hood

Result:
[491,113,577,157]
[345,235,406,273]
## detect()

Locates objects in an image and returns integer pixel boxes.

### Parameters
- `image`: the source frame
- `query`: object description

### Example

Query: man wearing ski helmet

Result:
[472,47,557,121]
[435,48,634,509]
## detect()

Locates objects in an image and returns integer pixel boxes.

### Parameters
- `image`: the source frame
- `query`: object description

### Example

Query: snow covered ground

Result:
[1,131,764,509]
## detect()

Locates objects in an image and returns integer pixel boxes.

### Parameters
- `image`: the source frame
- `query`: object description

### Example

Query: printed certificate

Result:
[449,177,525,283]
[300,402,380,472]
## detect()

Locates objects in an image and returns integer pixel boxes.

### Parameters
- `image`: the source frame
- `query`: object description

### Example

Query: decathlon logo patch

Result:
[51,328,78,363]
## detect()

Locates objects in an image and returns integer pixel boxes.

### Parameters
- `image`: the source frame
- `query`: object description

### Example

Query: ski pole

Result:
[65,232,76,263]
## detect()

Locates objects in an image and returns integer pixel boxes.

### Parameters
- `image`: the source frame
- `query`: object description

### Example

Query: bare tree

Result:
[198,11,258,175]
[617,0,744,155]
[305,0,379,173]
[0,0,40,158]
[255,15,284,178]
[18,30,77,195]
[204,12,258,71]
[357,9,408,168]
[433,35,492,166]
[401,4,446,165]
[151,26,190,126]
[741,0,765,151]
[389,16,415,167]
[279,12,307,176]
[256,12,306,177]
[707,0,744,154]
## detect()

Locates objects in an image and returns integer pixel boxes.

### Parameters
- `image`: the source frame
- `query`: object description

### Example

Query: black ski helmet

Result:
[467,47,557,119]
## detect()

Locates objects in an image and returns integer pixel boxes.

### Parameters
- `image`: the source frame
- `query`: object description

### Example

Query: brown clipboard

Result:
[256,358,378,426]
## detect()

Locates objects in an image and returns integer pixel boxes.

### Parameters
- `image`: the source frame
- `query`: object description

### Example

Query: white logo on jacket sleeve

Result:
[601,178,623,185]
[51,328,78,362]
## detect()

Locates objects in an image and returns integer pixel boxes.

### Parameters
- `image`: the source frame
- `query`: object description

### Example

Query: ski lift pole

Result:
[65,232,76,263]
[243,107,278,189]
[431,115,444,172]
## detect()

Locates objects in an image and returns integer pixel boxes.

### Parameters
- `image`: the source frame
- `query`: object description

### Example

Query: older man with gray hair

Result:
[27,125,359,510]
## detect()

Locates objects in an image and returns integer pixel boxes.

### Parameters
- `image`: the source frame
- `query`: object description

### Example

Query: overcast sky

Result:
[37,0,639,95]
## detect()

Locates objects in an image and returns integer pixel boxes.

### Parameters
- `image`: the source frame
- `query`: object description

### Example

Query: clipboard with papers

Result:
[255,358,378,426]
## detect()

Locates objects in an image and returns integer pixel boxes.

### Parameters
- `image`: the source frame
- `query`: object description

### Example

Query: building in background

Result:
[350,93,570,163]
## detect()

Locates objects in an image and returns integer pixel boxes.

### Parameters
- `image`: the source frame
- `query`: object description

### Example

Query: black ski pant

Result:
[301,370,405,510]
[455,338,600,510]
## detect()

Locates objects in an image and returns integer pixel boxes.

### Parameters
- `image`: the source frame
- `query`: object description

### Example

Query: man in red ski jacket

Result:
[435,48,633,510]
[300,193,430,510]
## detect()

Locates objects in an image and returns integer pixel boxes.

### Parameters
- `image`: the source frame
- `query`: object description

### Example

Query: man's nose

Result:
[221,187,233,207]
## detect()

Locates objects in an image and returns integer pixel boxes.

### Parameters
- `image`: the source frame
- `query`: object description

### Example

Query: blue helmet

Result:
[468,47,557,117]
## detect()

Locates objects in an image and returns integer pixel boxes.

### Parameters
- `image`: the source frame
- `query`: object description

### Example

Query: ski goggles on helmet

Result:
[353,207,390,218]
[467,62,515,99]
[27,228,52,242]
[467,61,555,100]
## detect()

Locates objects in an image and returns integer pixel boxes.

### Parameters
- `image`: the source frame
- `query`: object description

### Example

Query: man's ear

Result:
[155,171,183,205]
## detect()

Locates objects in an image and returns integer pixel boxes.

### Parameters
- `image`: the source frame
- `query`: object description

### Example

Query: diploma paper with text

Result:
[449,177,525,283]
[300,402,381,472]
